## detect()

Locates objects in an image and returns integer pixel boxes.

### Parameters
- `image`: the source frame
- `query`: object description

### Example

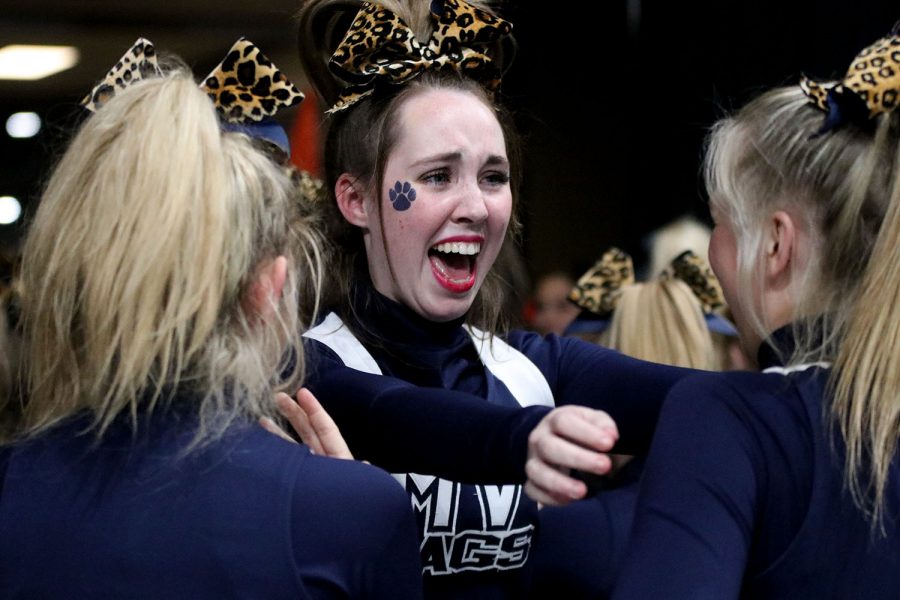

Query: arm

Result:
[305,341,552,483]
[611,374,763,599]
[511,332,693,454]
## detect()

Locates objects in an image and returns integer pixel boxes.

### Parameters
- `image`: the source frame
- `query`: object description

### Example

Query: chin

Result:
[422,302,472,323]
[418,290,480,323]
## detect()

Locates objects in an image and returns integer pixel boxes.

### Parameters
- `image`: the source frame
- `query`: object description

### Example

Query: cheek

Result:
[709,228,731,277]
[489,192,513,233]
[386,180,419,213]
[709,228,738,306]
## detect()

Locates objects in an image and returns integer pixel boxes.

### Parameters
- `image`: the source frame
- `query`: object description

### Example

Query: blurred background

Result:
[0,0,895,295]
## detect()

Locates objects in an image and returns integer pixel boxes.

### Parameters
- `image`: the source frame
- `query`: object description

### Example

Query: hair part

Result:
[10,70,317,447]
[705,85,900,527]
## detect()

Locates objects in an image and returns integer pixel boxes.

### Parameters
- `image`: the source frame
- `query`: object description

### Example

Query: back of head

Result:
[602,280,716,370]
[705,49,900,525]
[705,86,897,357]
[16,70,305,443]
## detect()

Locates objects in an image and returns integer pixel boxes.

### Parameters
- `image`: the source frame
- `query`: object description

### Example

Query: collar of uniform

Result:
[756,325,794,370]
[347,269,469,351]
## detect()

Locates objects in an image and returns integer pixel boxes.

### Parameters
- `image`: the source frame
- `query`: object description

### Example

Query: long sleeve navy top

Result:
[0,405,423,599]
[304,282,687,483]
[303,281,688,599]
[613,330,900,598]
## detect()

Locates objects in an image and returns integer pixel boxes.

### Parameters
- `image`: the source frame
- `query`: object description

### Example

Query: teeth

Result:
[432,241,481,255]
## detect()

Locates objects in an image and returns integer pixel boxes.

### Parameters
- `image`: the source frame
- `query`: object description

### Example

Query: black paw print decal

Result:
[389,181,417,211]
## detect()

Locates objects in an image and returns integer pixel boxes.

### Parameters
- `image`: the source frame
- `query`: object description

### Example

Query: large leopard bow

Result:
[81,38,162,112]
[327,0,512,113]
[82,38,303,155]
[800,23,900,134]
[200,38,304,125]
[568,248,726,318]
[659,250,726,315]
[568,248,635,318]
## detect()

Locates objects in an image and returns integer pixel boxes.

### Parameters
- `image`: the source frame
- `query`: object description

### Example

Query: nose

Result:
[451,180,489,224]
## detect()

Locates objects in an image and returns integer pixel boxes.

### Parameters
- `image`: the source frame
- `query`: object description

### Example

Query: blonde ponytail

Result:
[831,116,900,527]
[13,70,311,446]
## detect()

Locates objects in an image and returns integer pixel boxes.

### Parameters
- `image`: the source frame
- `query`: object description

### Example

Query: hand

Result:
[259,388,354,460]
[523,405,618,506]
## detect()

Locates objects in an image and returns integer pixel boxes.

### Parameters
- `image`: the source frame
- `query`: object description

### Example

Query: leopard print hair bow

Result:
[200,38,304,125]
[658,250,725,315]
[82,38,304,156]
[800,23,900,133]
[568,248,635,318]
[327,0,512,113]
[81,38,163,112]
[568,248,726,318]
[82,38,303,123]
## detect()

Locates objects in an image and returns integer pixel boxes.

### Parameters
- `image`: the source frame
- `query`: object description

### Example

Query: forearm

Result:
[309,371,550,483]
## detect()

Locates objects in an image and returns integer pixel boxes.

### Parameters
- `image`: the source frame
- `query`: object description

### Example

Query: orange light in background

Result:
[289,91,322,179]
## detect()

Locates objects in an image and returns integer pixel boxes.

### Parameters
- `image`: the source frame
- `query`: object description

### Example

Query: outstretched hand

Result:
[523,405,619,506]
[259,388,355,460]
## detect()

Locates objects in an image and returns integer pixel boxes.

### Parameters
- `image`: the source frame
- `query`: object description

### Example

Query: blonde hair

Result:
[600,280,718,370]
[705,86,900,525]
[9,71,317,446]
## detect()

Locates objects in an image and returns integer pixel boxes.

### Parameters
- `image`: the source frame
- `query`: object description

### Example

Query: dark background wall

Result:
[504,0,895,277]
[0,0,896,282]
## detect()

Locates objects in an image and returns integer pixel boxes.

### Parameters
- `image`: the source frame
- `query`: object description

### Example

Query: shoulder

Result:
[504,329,620,373]
[666,368,821,413]
[288,454,415,553]
[294,454,408,509]
[230,429,414,548]
[664,370,788,417]
[304,336,345,369]
[660,369,818,454]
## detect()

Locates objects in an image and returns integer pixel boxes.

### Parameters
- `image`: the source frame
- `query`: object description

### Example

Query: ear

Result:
[764,211,796,284]
[245,255,288,320]
[335,173,371,228]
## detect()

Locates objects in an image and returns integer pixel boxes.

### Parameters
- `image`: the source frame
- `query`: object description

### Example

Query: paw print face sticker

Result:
[388,181,417,211]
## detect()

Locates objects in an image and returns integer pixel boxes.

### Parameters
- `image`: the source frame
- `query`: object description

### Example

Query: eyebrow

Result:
[410,152,509,168]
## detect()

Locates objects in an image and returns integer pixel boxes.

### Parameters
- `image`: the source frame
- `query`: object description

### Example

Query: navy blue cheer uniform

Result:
[613,328,900,598]
[303,279,687,600]
[0,402,422,599]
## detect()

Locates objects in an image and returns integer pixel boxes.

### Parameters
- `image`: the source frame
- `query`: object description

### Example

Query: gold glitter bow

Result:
[327,0,512,113]
[800,24,900,131]
[569,248,726,317]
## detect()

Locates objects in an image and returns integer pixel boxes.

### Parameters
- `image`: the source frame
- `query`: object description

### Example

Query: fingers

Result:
[258,415,298,445]
[523,406,618,506]
[524,450,612,506]
[524,461,586,506]
[541,405,619,452]
[273,390,354,460]
[275,391,322,454]
[277,388,355,460]
[294,388,354,460]
[528,427,613,477]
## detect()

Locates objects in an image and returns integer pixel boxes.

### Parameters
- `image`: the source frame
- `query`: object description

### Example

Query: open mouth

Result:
[428,240,481,293]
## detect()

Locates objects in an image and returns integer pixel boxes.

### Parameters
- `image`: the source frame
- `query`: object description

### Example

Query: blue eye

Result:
[483,171,510,186]
[421,169,451,184]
